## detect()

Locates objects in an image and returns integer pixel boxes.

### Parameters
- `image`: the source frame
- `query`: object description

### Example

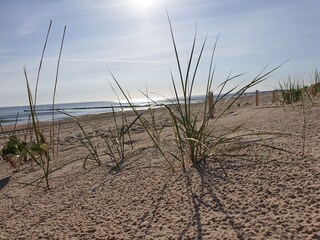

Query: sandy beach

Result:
[0,93,319,239]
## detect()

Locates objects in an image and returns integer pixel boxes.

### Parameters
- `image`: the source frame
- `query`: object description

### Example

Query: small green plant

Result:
[0,135,27,171]
[0,113,24,170]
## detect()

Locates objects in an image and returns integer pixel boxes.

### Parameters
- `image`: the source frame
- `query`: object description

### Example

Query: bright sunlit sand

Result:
[1,93,320,239]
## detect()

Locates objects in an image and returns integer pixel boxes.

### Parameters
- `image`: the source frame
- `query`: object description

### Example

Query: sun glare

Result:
[130,0,156,11]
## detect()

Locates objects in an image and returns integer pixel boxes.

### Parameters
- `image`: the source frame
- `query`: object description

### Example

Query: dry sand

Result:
[0,93,319,239]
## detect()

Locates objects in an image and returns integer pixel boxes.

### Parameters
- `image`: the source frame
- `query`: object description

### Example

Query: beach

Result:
[0,92,319,239]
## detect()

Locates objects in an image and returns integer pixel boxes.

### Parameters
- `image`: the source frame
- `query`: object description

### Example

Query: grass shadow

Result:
[0,176,11,190]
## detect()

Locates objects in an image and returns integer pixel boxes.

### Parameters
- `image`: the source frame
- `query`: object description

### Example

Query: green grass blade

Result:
[34,20,52,107]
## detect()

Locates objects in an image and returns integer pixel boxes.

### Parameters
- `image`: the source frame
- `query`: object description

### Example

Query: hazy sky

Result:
[0,0,319,107]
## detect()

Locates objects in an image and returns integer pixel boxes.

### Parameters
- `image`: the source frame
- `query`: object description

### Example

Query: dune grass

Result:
[144,87,169,152]
[58,111,102,169]
[19,22,66,190]
[278,76,304,105]
[1,16,308,191]
[276,73,318,158]
[310,68,320,96]
[0,21,67,190]
[111,15,284,174]
[102,106,137,172]
[60,104,140,172]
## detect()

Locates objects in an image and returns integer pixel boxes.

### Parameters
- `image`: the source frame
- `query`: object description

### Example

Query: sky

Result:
[0,0,319,107]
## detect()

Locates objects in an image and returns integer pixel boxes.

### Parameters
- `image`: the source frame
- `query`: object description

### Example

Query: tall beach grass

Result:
[111,14,285,174]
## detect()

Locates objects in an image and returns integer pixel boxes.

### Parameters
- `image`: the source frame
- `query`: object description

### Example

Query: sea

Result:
[0,95,207,126]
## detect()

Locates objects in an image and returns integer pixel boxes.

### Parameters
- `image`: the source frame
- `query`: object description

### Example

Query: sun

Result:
[130,0,156,11]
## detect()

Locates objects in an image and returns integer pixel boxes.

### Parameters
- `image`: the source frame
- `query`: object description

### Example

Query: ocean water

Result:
[0,95,206,126]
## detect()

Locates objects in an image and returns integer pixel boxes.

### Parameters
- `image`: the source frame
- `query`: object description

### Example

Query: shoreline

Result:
[0,91,274,131]
[0,91,274,127]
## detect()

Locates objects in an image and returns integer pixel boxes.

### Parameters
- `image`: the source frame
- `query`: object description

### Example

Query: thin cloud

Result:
[0,49,14,55]
[0,56,168,64]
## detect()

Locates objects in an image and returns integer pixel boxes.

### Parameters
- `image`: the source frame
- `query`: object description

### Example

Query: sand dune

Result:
[0,94,319,239]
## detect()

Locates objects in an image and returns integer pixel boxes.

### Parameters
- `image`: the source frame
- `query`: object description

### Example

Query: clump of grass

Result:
[276,71,317,158]
[19,22,66,190]
[0,21,67,190]
[102,106,137,172]
[60,103,139,172]
[310,68,320,96]
[58,111,102,169]
[278,76,304,105]
[112,14,283,174]
[143,88,169,152]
